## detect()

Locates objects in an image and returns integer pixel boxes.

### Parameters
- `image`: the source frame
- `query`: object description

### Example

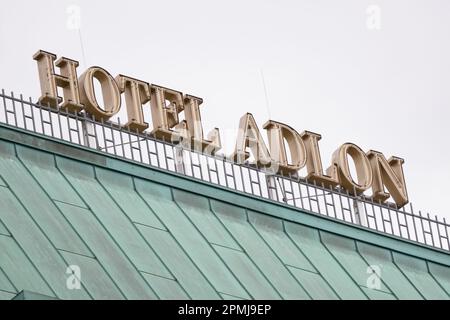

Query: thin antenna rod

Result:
[260,68,271,119]
[78,28,88,68]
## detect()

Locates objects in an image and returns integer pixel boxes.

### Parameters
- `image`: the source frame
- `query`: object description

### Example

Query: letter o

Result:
[333,143,373,194]
[79,66,121,121]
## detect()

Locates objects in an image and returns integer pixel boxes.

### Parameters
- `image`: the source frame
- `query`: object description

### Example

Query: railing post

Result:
[353,198,368,227]
[81,117,97,149]
[265,174,277,201]
[174,143,185,175]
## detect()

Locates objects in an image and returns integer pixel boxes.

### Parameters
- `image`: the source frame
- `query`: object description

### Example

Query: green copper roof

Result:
[0,124,449,300]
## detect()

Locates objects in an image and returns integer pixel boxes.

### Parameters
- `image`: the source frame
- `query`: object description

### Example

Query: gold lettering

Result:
[231,113,272,166]
[263,120,306,175]
[33,50,83,112]
[150,85,186,142]
[367,150,408,207]
[184,95,221,154]
[301,131,339,188]
[78,67,121,121]
[30,50,411,206]
[115,75,150,132]
[331,143,373,194]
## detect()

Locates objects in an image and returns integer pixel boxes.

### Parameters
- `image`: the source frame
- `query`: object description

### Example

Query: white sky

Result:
[0,0,449,221]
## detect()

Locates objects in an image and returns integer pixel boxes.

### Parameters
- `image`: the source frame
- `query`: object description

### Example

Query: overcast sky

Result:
[1,0,449,221]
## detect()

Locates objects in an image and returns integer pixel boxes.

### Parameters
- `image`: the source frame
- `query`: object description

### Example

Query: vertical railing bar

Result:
[305,178,313,212]
[47,102,54,138]
[82,112,89,148]
[128,127,134,161]
[132,129,138,162]
[2,89,8,125]
[370,202,379,232]
[363,200,373,228]
[281,177,289,202]
[427,212,436,247]
[380,200,390,234]
[231,160,239,190]
[419,210,427,245]
[288,173,296,207]
[329,184,337,219]
[57,107,63,140]
[157,137,169,169]
[313,180,322,215]
[194,149,203,181]
[110,121,117,156]
[136,129,143,162]
[386,205,394,235]
[297,179,304,209]
[162,137,169,170]
[50,108,55,137]
[337,188,346,222]
[321,183,330,217]
[212,157,220,185]
[197,153,205,181]
[75,110,82,145]
[264,174,271,201]
[394,204,401,237]
[410,203,419,242]
[435,214,444,250]
[175,145,183,175]
[403,210,411,241]
[118,119,126,159]
[153,139,160,169]
[213,157,220,184]
[20,94,26,130]
[247,166,255,196]
[443,217,450,250]
[173,144,179,174]
[376,200,388,233]
[345,189,353,223]
[10,92,18,127]
[65,107,72,142]
[204,154,212,183]
[366,201,379,231]
[182,145,187,175]
[28,97,36,132]
[255,166,263,197]
[93,115,100,151]
[100,118,108,154]
[413,214,421,244]
[185,146,193,177]
[164,143,177,171]
[266,175,275,201]
[236,161,243,194]
[145,136,152,166]
[38,102,44,134]
[237,164,245,191]
[273,176,281,202]
[223,159,229,188]
[200,153,207,181]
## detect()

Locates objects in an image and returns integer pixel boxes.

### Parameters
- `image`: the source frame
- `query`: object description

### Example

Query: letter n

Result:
[367,150,408,208]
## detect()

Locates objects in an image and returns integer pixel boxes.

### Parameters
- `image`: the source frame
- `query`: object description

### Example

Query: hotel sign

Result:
[33,50,409,208]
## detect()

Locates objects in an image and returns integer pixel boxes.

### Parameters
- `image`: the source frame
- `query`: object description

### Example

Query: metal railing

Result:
[1,89,449,252]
